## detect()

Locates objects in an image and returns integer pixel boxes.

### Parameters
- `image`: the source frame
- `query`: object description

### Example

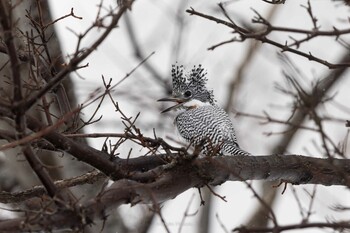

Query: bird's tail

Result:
[222,143,251,156]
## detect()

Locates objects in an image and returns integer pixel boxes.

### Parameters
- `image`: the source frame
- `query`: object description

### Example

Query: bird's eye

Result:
[184,90,192,98]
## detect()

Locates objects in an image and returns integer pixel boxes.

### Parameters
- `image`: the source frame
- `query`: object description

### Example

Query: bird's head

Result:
[158,64,215,113]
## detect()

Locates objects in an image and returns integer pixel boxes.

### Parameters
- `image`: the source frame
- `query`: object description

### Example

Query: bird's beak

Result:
[157,97,186,113]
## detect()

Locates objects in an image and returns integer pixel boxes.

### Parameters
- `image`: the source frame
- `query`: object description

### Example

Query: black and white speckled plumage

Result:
[162,64,250,156]
[175,104,249,156]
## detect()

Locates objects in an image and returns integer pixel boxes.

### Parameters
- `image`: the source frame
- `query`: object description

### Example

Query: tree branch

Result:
[185,7,350,69]
[0,154,349,231]
[0,170,105,203]
[18,3,133,112]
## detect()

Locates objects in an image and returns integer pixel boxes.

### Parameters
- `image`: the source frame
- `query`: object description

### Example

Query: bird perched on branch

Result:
[158,64,250,156]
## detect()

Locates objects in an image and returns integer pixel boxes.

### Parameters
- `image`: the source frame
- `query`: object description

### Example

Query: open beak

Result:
[157,97,186,113]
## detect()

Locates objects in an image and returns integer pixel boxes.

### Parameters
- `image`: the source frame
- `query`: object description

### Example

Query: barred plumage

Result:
[158,64,250,156]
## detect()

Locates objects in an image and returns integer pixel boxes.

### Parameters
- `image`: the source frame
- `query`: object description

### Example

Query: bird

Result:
[158,64,250,156]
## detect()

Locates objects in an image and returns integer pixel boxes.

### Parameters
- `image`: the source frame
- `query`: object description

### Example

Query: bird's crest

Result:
[171,64,215,104]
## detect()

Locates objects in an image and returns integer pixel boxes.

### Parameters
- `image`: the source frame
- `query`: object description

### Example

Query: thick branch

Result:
[0,154,349,231]
[0,108,347,187]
